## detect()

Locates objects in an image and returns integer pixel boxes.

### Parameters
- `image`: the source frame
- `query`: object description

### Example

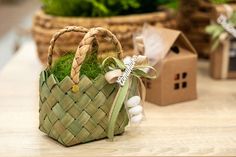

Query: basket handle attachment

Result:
[70,27,123,85]
[47,26,88,68]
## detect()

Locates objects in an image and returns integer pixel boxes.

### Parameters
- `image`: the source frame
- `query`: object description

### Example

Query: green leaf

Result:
[206,25,220,34]
[211,39,220,52]
[205,23,224,51]
[41,0,177,17]
[88,0,109,16]
[229,12,236,25]
[211,0,229,4]
[212,27,224,40]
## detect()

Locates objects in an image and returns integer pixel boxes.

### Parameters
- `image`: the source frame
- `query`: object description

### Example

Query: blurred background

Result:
[0,0,39,68]
[0,0,235,72]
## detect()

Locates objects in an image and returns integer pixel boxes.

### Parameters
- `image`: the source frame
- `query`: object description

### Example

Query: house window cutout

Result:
[174,83,179,90]
[182,72,187,79]
[174,72,188,90]
[182,82,187,88]
[175,74,180,80]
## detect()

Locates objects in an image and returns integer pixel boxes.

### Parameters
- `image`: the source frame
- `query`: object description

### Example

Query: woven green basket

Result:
[39,26,139,146]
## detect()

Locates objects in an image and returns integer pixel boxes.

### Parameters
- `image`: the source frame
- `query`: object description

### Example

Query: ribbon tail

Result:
[137,77,146,103]
[107,79,130,140]
[132,75,146,107]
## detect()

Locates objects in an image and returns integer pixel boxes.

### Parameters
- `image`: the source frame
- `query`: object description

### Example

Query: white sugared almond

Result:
[130,114,143,124]
[127,96,141,108]
[128,105,143,115]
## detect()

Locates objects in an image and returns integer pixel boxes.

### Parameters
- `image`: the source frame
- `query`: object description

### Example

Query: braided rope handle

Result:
[47,26,88,67]
[70,27,124,84]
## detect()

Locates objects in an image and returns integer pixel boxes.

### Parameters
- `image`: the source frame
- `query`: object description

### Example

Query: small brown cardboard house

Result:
[144,28,197,106]
[210,37,236,79]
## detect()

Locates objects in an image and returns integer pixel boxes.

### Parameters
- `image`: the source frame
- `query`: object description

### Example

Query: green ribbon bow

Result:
[101,56,157,140]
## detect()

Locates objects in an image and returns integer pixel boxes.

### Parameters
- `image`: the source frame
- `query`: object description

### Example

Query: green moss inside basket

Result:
[51,52,102,82]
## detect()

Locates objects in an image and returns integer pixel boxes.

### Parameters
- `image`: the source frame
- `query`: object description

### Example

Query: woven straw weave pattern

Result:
[39,71,129,146]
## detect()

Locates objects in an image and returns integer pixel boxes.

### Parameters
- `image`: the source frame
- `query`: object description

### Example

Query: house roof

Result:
[155,28,197,59]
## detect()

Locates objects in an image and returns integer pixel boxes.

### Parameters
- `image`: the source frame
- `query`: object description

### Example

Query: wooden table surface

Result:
[0,42,236,156]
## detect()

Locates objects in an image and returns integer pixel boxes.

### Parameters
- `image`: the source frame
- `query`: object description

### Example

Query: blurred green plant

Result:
[211,0,230,4]
[164,1,179,10]
[206,11,236,51]
[41,0,175,17]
